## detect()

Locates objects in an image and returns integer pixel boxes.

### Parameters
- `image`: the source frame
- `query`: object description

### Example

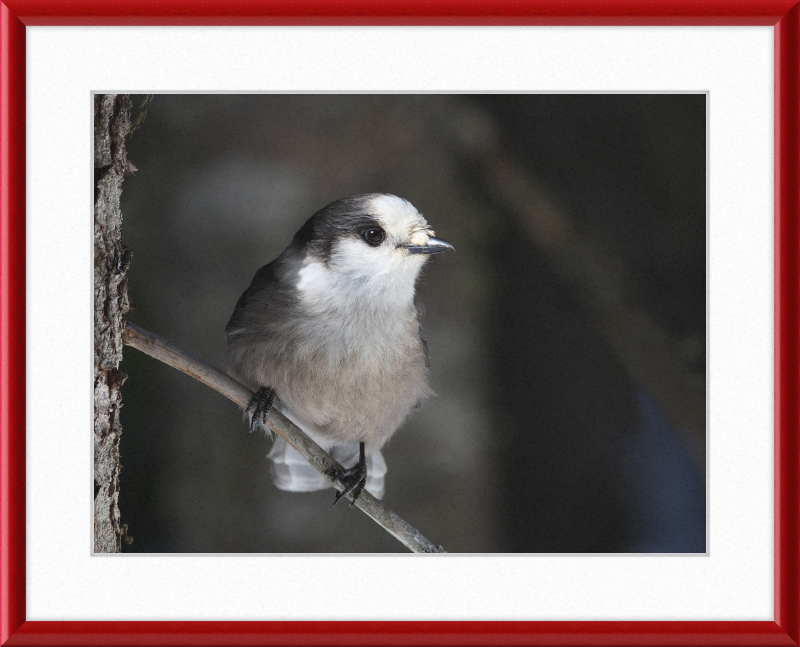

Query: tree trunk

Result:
[93,94,133,553]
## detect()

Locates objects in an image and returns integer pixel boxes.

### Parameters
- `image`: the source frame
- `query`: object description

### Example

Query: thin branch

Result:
[121,321,446,554]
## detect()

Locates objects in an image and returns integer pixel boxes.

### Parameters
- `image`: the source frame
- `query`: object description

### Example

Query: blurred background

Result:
[117,94,706,553]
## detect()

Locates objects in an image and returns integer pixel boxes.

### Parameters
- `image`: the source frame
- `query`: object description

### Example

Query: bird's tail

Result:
[266,437,387,499]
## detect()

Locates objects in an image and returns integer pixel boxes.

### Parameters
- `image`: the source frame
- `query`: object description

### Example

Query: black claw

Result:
[348,478,367,508]
[331,442,368,508]
[246,387,275,433]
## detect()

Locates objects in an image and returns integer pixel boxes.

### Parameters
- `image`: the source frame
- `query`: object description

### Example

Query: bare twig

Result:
[121,321,446,554]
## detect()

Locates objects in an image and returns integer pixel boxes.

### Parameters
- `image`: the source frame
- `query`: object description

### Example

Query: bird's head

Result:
[291,194,454,305]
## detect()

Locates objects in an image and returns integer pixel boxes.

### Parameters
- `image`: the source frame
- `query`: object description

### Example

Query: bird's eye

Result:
[362,228,385,246]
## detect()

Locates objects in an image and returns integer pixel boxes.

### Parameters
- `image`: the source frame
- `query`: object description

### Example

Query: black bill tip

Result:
[405,236,455,255]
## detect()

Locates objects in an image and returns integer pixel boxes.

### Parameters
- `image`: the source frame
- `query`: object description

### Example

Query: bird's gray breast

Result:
[274,298,432,450]
[227,262,432,451]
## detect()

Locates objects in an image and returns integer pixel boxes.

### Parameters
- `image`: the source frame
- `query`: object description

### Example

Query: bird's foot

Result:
[329,442,367,508]
[245,386,276,433]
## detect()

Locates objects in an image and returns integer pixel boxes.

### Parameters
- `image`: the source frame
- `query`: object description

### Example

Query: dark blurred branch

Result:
[121,321,446,554]
[446,105,706,464]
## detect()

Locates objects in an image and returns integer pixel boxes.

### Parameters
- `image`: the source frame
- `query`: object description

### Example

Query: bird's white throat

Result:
[296,248,424,315]
[289,192,433,357]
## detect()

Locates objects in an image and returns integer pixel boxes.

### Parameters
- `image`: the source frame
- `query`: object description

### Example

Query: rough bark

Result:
[94,94,134,553]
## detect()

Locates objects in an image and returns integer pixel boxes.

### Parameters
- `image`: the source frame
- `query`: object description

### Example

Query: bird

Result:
[225,193,454,507]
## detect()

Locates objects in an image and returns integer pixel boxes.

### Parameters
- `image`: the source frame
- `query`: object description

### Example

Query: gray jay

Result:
[225,193,454,506]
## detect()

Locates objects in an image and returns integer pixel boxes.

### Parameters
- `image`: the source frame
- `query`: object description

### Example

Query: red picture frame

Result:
[1,1,798,645]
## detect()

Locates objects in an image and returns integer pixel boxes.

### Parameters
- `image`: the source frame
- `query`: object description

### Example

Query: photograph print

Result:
[93,93,706,554]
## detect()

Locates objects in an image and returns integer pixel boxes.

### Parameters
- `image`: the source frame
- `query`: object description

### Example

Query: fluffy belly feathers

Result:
[227,316,431,451]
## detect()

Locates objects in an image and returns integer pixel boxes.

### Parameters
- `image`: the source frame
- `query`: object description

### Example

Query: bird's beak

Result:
[405,236,455,255]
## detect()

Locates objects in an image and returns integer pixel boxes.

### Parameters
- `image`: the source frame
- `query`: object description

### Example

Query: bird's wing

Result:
[415,296,431,369]
[224,261,281,343]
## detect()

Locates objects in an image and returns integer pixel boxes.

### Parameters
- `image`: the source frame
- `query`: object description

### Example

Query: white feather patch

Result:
[267,437,387,498]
